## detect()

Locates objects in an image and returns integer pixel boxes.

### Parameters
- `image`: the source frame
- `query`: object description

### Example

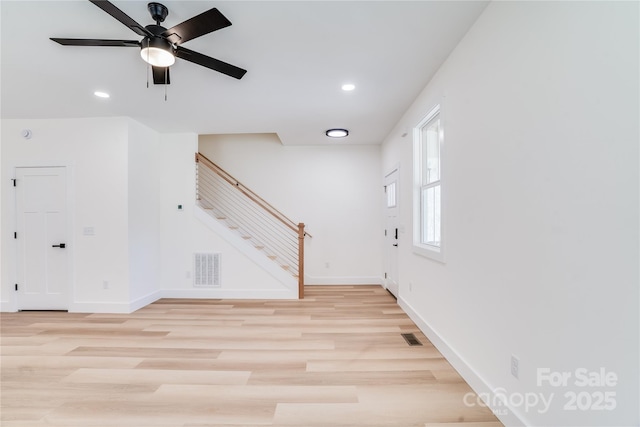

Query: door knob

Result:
[52,243,66,249]
[393,243,398,247]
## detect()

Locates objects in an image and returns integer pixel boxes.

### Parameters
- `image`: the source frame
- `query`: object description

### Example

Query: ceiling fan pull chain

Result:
[146,40,150,88]
[164,68,168,101]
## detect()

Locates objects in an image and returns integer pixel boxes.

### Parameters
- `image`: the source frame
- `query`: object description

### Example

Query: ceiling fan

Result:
[50,0,247,85]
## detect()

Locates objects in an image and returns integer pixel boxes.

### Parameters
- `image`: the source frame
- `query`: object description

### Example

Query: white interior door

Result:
[384,168,399,298]
[16,167,69,310]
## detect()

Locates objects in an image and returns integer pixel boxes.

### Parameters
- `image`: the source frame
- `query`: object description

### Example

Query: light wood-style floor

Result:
[1,285,502,427]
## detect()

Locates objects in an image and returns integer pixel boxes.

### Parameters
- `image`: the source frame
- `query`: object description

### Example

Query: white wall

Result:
[127,119,162,309]
[199,133,383,285]
[382,2,639,426]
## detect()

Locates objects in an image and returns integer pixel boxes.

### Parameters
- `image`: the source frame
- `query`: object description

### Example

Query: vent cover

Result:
[401,333,422,346]
[193,253,221,288]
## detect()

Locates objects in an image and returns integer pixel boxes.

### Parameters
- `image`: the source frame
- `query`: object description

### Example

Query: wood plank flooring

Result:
[0,285,503,427]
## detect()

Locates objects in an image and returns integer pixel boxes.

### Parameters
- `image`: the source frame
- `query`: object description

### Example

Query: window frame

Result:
[413,104,445,262]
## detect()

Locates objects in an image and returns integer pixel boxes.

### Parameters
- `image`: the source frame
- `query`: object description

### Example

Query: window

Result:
[386,181,397,208]
[413,105,443,261]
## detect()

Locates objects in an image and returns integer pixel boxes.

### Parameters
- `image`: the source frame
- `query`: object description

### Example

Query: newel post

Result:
[298,223,305,299]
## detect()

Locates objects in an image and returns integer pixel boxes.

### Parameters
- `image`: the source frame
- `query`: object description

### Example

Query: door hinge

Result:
[12,179,16,187]
[15,284,18,291]
[384,229,387,236]
[14,232,17,239]
[384,272,388,279]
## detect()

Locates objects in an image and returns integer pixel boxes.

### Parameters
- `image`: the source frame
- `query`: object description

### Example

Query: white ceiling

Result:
[1,0,488,145]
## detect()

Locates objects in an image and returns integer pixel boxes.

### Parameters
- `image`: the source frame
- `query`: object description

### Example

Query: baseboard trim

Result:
[304,276,383,285]
[161,288,297,300]
[69,301,134,314]
[129,290,161,312]
[0,300,16,312]
[67,291,161,314]
[398,295,526,427]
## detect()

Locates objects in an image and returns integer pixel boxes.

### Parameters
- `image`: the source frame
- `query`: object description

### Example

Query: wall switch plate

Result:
[511,354,519,378]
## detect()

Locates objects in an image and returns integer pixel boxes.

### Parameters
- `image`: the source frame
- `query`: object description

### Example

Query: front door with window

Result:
[15,167,69,310]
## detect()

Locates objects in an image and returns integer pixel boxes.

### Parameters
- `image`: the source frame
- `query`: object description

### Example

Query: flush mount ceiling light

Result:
[94,91,110,98]
[341,83,355,91]
[326,128,349,138]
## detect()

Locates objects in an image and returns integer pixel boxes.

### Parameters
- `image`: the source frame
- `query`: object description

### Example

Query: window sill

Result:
[413,243,445,263]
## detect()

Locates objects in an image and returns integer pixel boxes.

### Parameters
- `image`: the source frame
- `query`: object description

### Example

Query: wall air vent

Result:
[193,253,221,288]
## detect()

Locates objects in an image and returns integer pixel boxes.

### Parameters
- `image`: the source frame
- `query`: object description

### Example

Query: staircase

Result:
[195,153,309,298]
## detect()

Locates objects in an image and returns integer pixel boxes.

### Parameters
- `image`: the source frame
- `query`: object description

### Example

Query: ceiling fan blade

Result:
[152,66,170,85]
[162,8,231,45]
[50,38,140,47]
[89,0,152,37]
[175,46,247,80]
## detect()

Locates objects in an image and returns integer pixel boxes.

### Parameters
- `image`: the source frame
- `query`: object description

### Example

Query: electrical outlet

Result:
[186,271,191,279]
[103,280,109,290]
[325,262,330,268]
[511,355,520,378]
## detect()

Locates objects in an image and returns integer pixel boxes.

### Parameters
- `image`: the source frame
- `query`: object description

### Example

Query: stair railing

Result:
[195,152,309,298]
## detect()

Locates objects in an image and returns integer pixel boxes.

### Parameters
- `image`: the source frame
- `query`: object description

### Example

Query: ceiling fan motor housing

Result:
[145,24,169,37]
[142,35,173,52]
[142,24,174,56]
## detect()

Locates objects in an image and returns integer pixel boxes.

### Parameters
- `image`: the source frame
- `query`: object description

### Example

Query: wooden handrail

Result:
[196,153,312,237]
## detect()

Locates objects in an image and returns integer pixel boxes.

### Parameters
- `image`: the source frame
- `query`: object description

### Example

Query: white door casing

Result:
[15,167,69,310]
[384,168,399,298]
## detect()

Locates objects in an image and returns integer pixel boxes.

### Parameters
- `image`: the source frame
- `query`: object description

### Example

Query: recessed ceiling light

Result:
[341,83,355,91]
[326,128,349,138]
[94,91,110,98]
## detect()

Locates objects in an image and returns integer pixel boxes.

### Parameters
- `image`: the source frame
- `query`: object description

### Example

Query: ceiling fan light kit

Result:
[140,37,175,67]
[50,0,247,85]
